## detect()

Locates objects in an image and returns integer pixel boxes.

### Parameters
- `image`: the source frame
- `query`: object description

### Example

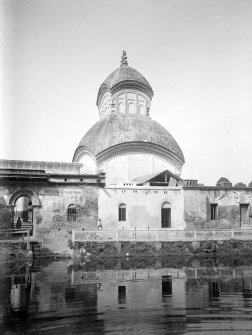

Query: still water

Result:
[1,257,252,334]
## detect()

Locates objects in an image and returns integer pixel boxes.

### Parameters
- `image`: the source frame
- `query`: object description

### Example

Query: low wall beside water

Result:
[71,239,252,258]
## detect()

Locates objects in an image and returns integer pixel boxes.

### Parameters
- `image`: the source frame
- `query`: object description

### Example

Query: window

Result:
[161,202,171,228]
[128,102,136,114]
[240,204,249,225]
[117,94,125,114]
[67,204,76,221]
[118,101,125,114]
[119,204,126,221]
[138,94,147,115]
[210,204,218,220]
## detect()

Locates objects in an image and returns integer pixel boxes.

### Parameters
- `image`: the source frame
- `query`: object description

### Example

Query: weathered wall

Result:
[100,153,180,185]
[0,184,99,237]
[37,185,98,236]
[184,188,252,229]
[0,197,13,229]
[98,186,185,230]
[2,182,252,239]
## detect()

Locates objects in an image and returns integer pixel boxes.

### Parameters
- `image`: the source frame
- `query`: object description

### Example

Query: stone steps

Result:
[13,222,32,230]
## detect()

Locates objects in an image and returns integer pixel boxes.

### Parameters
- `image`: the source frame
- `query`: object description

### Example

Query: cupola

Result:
[96,51,154,119]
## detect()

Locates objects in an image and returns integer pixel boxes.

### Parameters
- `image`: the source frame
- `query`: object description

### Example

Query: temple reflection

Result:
[1,260,252,334]
[10,265,33,311]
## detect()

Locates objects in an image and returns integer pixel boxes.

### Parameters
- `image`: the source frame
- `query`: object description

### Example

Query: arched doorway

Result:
[14,196,33,233]
[8,189,40,236]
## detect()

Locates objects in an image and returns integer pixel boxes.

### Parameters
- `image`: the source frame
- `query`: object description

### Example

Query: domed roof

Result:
[96,51,154,105]
[73,114,185,164]
[102,66,153,93]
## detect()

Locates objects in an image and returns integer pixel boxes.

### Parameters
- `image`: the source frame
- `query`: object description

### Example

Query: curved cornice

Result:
[75,142,184,171]
[96,66,154,107]
[72,146,97,164]
[111,81,153,99]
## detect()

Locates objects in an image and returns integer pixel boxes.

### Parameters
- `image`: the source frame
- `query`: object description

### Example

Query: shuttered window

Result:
[67,205,77,222]
[210,204,218,220]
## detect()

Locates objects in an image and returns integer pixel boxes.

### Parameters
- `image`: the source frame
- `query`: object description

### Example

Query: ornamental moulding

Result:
[8,189,41,207]
[111,81,153,99]
[72,147,97,164]
[96,142,184,170]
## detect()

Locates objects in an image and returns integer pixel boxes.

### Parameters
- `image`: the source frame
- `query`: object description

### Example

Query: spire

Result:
[120,50,128,67]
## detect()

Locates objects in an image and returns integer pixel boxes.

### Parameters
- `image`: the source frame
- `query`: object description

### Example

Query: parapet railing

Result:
[72,228,252,243]
[0,228,31,245]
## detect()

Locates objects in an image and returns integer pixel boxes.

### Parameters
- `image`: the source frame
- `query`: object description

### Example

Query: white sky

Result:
[1,0,252,186]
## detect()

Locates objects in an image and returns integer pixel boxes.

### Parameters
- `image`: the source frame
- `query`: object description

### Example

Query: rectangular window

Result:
[210,204,218,220]
[161,208,171,228]
[240,204,249,225]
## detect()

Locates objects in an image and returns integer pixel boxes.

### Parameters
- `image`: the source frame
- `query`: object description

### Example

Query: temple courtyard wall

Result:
[1,181,252,241]
[98,186,185,230]
[0,184,99,239]
[184,187,252,229]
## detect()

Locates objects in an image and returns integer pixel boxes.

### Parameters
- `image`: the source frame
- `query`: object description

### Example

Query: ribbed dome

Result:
[104,66,153,92]
[96,65,154,106]
[73,114,185,164]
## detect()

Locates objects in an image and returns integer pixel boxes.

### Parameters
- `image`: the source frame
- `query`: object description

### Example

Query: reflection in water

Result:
[243,277,252,298]
[1,259,252,334]
[209,280,220,299]
[118,285,126,304]
[162,275,172,300]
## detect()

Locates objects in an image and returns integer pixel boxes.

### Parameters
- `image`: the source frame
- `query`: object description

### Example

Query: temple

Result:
[0,52,252,248]
[73,51,184,183]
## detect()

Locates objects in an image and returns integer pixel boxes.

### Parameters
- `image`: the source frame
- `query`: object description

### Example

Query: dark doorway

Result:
[14,196,33,234]
[161,203,171,228]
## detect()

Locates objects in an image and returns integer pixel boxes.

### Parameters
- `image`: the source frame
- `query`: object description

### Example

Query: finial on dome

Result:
[120,50,128,67]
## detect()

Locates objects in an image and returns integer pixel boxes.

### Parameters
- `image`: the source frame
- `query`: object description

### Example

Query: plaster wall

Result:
[184,188,252,229]
[101,153,180,185]
[98,186,185,230]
